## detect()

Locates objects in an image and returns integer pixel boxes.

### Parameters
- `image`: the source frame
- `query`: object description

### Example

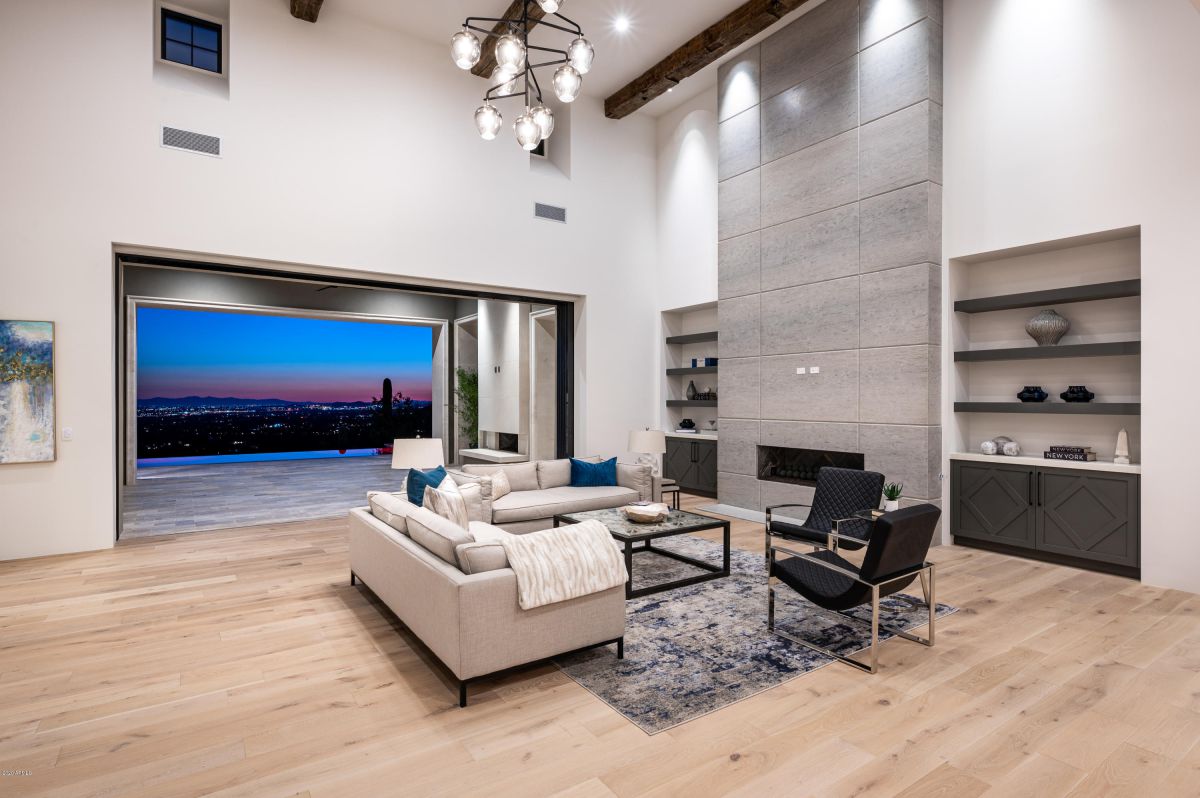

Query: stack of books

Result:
[673,428,700,434]
[1044,445,1097,462]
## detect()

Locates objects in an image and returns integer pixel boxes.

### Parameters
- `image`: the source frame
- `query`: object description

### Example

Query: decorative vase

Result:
[686,380,698,400]
[1025,309,1070,346]
[1017,385,1048,403]
[1060,385,1095,403]
[1002,440,1021,456]
[1114,428,1131,465]
[678,418,695,430]
[980,440,999,455]
[884,499,900,512]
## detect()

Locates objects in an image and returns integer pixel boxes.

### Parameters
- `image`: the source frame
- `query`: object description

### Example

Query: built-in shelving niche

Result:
[661,303,719,435]
[947,225,1142,468]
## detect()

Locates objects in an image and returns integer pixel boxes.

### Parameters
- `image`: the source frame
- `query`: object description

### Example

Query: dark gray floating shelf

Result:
[666,366,718,376]
[954,402,1140,415]
[665,331,719,345]
[954,341,1141,362]
[953,279,1141,314]
[667,399,718,408]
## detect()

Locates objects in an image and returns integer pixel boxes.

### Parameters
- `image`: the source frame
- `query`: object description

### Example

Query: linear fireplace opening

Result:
[757,445,864,487]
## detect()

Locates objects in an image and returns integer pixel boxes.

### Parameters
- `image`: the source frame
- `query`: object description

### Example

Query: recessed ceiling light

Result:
[613,15,630,33]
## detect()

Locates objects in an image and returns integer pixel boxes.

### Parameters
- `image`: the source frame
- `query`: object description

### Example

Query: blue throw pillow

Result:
[570,457,617,487]
[406,465,447,506]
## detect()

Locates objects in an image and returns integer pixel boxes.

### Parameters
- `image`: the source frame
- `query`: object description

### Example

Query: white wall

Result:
[944,0,1200,592]
[0,0,658,560]
[656,88,719,312]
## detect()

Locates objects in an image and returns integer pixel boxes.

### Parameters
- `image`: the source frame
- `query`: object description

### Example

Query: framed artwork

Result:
[0,320,55,463]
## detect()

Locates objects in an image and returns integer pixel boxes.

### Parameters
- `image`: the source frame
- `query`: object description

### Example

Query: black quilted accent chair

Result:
[764,467,885,560]
[768,503,941,674]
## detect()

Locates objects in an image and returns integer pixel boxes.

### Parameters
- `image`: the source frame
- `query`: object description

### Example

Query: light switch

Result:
[810,366,821,374]
[795,367,806,375]
[62,426,74,441]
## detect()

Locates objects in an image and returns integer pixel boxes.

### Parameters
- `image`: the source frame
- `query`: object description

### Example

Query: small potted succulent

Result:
[882,482,904,513]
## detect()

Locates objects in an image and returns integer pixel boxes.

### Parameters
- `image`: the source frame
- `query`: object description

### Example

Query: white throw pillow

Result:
[491,469,512,500]
[424,484,469,529]
[457,482,485,523]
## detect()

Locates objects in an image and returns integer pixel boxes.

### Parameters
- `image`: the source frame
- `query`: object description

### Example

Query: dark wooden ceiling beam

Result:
[604,0,815,119]
[290,0,325,23]
[470,1,548,79]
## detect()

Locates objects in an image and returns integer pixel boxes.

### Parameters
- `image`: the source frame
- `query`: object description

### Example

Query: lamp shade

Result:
[628,429,666,455]
[391,438,445,470]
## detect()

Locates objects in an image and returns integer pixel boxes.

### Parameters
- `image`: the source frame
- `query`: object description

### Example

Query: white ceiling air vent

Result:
[534,202,567,224]
[161,126,221,157]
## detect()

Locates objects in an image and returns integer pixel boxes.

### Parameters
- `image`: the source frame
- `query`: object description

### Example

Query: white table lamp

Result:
[628,429,667,475]
[391,438,445,471]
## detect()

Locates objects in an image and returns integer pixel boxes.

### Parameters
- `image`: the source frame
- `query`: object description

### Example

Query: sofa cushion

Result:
[424,484,469,529]
[490,469,512,500]
[491,485,638,524]
[446,470,493,519]
[616,463,653,501]
[463,461,538,492]
[570,457,618,487]
[407,507,474,566]
[537,459,572,489]
[367,491,417,535]
[406,466,447,506]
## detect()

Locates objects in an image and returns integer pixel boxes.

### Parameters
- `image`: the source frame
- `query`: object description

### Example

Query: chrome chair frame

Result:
[766,542,936,674]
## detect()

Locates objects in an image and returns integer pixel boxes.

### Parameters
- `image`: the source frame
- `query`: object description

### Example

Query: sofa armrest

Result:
[616,462,653,501]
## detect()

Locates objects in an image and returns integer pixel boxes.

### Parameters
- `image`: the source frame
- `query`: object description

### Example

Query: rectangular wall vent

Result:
[161,126,221,157]
[534,202,567,223]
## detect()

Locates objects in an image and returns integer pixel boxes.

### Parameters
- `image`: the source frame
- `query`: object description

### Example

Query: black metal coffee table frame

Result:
[553,509,731,599]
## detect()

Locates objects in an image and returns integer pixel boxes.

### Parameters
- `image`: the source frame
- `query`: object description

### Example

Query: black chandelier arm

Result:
[545,12,583,36]
[528,66,545,106]
[461,14,582,39]
[527,44,569,57]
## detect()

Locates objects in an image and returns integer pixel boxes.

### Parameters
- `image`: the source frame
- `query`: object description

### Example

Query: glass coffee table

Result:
[553,507,730,599]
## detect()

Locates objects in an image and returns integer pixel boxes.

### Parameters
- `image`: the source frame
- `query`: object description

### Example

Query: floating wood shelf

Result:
[666,399,718,408]
[954,341,1141,362]
[954,402,1140,415]
[666,366,718,376]
[665,331,718,345]
[953,279,1141,314]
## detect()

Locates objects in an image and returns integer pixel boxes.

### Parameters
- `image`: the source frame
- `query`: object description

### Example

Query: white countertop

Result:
[949,451,1141,474]
[665,431,718,440]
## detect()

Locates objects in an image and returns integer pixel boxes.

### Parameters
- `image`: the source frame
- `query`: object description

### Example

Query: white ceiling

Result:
[329,0,752,116]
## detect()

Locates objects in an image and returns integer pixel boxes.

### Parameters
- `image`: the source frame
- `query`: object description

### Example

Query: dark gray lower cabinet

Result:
[951,460,1140,574]
[664,438,718,497]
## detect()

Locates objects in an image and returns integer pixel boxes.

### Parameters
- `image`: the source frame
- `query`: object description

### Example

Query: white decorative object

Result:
[884,499,900,512]
[628,429,666,476]
[1114,428,1131,465]
[1002,440,1021,457]
[980,440,999,456]
[622,503,670,524]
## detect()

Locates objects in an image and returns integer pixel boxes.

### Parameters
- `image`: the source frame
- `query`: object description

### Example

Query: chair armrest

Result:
[765,502,813,526]
[770,543,868,585]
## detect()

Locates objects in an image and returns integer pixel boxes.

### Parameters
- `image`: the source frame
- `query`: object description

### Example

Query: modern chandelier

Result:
[449,1,594,150]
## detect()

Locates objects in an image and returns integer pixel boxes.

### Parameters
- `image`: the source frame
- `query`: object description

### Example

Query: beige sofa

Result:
[452,458,657,533]
[348,506,625,707]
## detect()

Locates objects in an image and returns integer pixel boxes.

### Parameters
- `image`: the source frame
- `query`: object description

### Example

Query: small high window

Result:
[161,9,222,74]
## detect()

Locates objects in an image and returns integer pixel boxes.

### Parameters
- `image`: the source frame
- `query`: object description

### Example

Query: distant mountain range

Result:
[138,396,387,409]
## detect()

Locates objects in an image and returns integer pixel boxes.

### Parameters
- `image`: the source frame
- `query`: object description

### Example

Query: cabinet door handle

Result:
[1037,473,1043,506]
[1028,471,1034,506]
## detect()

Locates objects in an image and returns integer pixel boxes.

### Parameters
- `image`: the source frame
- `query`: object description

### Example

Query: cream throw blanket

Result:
[498,520,628,610]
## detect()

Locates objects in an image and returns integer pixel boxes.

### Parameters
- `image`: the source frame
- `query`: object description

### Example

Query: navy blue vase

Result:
[1060,385,1095,402]
[1017,385,1048,403]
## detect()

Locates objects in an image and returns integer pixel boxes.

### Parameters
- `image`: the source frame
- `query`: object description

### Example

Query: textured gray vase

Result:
[1025,308,1070,346]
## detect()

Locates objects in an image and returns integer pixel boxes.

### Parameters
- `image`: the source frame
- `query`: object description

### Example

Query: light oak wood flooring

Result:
[2,495,1199,797]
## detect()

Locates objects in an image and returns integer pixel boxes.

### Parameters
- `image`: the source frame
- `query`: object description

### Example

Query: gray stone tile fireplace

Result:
[715,0,943,514]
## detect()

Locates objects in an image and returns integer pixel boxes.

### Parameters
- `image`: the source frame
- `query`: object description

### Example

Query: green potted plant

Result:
[455,366,479,448]
[882,482,903,513]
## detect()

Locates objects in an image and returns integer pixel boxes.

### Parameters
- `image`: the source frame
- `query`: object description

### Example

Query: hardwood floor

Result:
[2,494,1199,797]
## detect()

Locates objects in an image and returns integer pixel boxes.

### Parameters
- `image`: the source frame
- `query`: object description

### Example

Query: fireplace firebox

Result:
[757,445,864,486]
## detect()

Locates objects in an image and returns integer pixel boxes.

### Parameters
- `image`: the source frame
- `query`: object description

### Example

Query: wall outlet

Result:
[62,426,74,441]
[810,366,820,374]
[795,367,806,375]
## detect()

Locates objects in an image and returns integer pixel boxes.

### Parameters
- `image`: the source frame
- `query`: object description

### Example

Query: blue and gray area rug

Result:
[555,535,956,734]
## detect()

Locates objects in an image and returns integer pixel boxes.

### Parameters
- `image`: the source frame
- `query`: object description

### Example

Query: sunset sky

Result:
[136,307,433,403]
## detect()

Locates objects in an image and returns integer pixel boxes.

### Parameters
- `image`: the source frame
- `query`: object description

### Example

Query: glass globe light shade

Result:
[449,28,481,70]
[474,102,503,141]
[535,0,562,12]
[530,104,555,139]
[514,110,542,151]
[494,34,526,71]
[552,64,582,103]
[490,65,518,95]
[567,37,594,74]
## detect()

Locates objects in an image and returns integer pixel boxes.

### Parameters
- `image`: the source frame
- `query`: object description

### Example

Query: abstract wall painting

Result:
[0,321,55,464]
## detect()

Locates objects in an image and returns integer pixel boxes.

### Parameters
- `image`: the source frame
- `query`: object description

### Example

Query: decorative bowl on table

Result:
[621,503,671,524]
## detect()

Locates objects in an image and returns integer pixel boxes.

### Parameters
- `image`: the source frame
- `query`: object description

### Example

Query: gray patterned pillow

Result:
[424,484,469,529]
